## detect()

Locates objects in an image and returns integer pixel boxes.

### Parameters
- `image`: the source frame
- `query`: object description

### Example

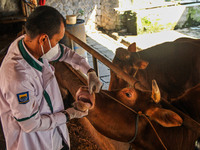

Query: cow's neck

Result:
[87,92,138,142]
[135,118,199,150]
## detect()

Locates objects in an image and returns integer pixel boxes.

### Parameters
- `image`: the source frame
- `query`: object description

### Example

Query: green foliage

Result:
[77,8,84,17]
[138,16,176,34]
[141,16,151,26]
[183,7,200,27]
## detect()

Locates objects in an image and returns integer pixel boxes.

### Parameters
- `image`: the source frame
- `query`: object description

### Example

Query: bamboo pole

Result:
[65,30,146,91]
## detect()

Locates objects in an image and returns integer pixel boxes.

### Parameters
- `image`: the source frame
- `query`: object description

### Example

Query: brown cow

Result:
[109,38,200,100]
[75,82,200,150]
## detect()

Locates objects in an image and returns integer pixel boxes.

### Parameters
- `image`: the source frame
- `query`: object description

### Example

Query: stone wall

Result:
[46,0,97,21]
[0,0,100,32]
[0,0,120,32]
[96,0,119,30]
[46,0,100,32]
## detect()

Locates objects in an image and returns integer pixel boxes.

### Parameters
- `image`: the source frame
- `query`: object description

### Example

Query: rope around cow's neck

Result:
[67,62,167,149]
[100,90,168,150]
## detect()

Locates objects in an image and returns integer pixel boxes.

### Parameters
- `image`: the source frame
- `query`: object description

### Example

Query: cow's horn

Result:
[151,80,161,103]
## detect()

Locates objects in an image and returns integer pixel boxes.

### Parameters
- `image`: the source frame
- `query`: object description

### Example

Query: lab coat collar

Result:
[18,39,54,89]
[18,39,43,72]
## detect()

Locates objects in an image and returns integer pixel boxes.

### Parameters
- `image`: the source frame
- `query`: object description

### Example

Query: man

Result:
[0,6,102,150]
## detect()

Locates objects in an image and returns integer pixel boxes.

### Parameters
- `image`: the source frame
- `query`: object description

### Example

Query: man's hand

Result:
[87,70,102,94]
[65,107,88,120]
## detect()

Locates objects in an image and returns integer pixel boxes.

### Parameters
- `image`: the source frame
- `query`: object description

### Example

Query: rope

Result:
[101,91,137,114]
[128,113,139,143]
[133,68,138,78]
[100,90,167,150]
[138,112,167,150]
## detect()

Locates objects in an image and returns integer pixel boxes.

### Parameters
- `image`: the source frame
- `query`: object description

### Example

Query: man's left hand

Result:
[87,71,102,94]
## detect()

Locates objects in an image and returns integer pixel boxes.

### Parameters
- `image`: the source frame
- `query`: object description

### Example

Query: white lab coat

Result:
[0,35,91,150]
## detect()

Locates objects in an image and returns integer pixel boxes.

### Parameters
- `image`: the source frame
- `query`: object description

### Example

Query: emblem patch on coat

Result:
[17,92,29,104]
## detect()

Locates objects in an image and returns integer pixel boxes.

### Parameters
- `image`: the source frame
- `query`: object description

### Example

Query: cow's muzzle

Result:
[74,86,95,111]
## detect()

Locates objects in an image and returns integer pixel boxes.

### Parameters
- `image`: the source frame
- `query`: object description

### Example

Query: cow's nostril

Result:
[125,93,132,97]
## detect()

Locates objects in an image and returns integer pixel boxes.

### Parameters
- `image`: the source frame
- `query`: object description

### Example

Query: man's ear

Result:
[38,34,48,45]
[134,59,149,69]
[146,107,183,127]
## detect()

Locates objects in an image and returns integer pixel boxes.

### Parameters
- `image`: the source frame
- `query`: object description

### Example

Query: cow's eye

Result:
[125,92,132,97]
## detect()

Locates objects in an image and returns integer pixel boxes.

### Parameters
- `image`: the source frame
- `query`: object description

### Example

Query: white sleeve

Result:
[4,74,67,133]
[52,44,91,74]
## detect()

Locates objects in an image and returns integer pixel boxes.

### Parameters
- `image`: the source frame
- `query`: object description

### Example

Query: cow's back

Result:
[138,40,200,98]
[110,38,200,99]
[171,83,200,122]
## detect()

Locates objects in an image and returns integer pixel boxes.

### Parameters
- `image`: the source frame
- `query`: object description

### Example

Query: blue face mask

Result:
[41,36,59,60]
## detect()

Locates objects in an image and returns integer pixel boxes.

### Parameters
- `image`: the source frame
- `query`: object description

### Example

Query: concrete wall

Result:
[104,3,200,35]
[176,4,200,28]
[135,4,200,34]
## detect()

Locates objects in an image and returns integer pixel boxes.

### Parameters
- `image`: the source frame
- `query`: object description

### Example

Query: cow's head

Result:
[109,43,149,90]
[74,80,183,142]
[115,80,182,128]
[114,43,149,73]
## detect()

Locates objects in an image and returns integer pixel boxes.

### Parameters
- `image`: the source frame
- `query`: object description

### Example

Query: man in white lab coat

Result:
[0,6,102,150]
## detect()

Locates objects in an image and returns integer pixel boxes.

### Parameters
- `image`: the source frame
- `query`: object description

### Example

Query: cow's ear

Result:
[146,107,183,127]
[128,43,137,52]
[134,59,149,69]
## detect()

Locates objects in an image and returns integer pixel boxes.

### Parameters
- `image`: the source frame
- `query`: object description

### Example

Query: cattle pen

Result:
[0,30,199,150]
[64,30,200,135]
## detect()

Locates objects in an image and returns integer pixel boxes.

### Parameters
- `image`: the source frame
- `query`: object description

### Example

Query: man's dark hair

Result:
[25,6,66,39]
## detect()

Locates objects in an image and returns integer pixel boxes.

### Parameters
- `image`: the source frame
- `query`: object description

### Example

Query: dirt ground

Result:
[68,119,100,150]
[67,118,130,150]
